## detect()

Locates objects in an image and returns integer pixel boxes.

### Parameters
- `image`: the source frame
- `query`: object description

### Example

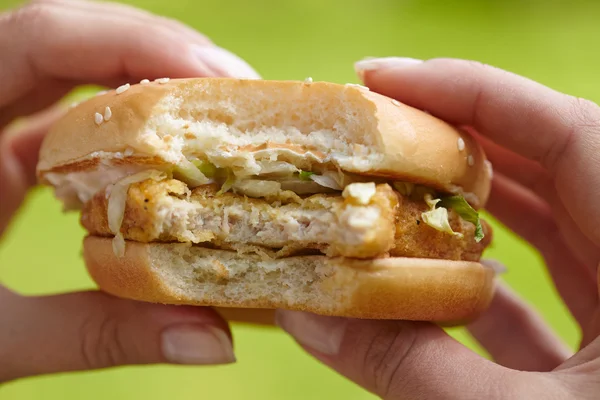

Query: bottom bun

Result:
[83,237,496,323]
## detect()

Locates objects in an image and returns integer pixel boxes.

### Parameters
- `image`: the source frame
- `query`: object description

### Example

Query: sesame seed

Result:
[94,112,103,125]
[391,99,401,106]
[457,137,465,151]
[345,83,370,91]
[124,148,134,156]
[155,77,170,84]
[467,155,474,166]
[140,79,150,84]
[69,102,80,109]
[104,106,112,121]
[96,90,107,96]
[304,77,313,84]
[116,83,130,94]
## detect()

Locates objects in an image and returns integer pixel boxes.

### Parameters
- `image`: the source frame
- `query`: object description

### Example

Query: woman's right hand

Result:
[0,0,258,383]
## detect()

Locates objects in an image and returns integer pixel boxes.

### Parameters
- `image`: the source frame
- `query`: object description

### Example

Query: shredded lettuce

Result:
[309,172,343,190]
[298,170,315,181]
[175,159,210,187]
[421,194,463,238]
[439,195,484,242]
[192,159,218,178]
[257,161,300,176]
[233,180,281,198]
[278,178,336,194]
[217,169,236,195]
[420,194,485,242]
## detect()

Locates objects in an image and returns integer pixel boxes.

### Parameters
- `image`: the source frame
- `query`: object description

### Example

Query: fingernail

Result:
[354,57,423,80]
[192,45,261,79]
[481,259,507,275]
[275,310,346,355]
[162,324,236,365]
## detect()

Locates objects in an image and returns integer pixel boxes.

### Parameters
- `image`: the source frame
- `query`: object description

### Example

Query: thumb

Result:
[0,287,235,383]
[275,310,537,399]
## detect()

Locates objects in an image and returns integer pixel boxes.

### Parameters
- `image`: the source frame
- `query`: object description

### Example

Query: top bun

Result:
[37,78,491,207]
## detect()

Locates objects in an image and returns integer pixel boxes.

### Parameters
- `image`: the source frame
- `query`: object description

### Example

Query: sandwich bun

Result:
[83,237,496,323]
[38,78,491,208]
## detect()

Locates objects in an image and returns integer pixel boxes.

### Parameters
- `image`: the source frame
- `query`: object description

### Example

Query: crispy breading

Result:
[81,179,490,261]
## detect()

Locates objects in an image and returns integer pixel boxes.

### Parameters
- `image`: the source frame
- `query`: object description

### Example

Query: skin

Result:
[276,57,600,398]
[0,0,260,382]
[2,2,600,398]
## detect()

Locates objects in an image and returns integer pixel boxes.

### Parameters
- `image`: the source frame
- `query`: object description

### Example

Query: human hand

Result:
[0,0,259,383]
[276,57,600,399]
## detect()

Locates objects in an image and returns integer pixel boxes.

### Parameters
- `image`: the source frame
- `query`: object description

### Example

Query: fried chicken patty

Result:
[81,178,491,261]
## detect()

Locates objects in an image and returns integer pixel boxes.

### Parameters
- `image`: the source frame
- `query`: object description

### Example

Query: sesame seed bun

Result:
[38,77,491,208]
[83,237,496,323]
[38,77,496,323]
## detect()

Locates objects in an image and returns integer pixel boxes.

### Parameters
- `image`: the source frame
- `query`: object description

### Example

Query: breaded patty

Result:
[81,179,490,261]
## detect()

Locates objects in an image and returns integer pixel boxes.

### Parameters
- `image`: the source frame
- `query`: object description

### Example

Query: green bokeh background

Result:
[1,0,598,398]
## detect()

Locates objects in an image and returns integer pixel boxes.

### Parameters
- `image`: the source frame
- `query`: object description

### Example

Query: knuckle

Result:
[543,95,600,171]
[79,311,128,369]
[359,322,419,398]
[567,96,600,132]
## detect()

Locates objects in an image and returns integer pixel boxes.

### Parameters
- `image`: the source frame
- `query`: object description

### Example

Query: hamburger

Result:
[37,78,496,323]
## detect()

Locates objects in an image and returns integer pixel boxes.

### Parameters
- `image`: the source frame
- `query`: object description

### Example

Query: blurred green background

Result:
[1,0,599,398]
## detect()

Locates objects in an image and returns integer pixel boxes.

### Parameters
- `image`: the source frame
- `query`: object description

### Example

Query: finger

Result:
[478,134,553,200]
[487,173,598,325]
[0,0,211,126]
[0,78,73,128]
[553,268,600,366]
[45,0,249,80]
[356,57,587,173]
[467,279,571,371]
[557,312,600,370]
[0,0,259,115]
[42,0,212,45]
[356,57,600,245]
[581,305,600,349]
[0,288,235,383]
[482,138,600,270]
[276,310,542,399]
[0,106,64,236]
[547,199,600,272]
